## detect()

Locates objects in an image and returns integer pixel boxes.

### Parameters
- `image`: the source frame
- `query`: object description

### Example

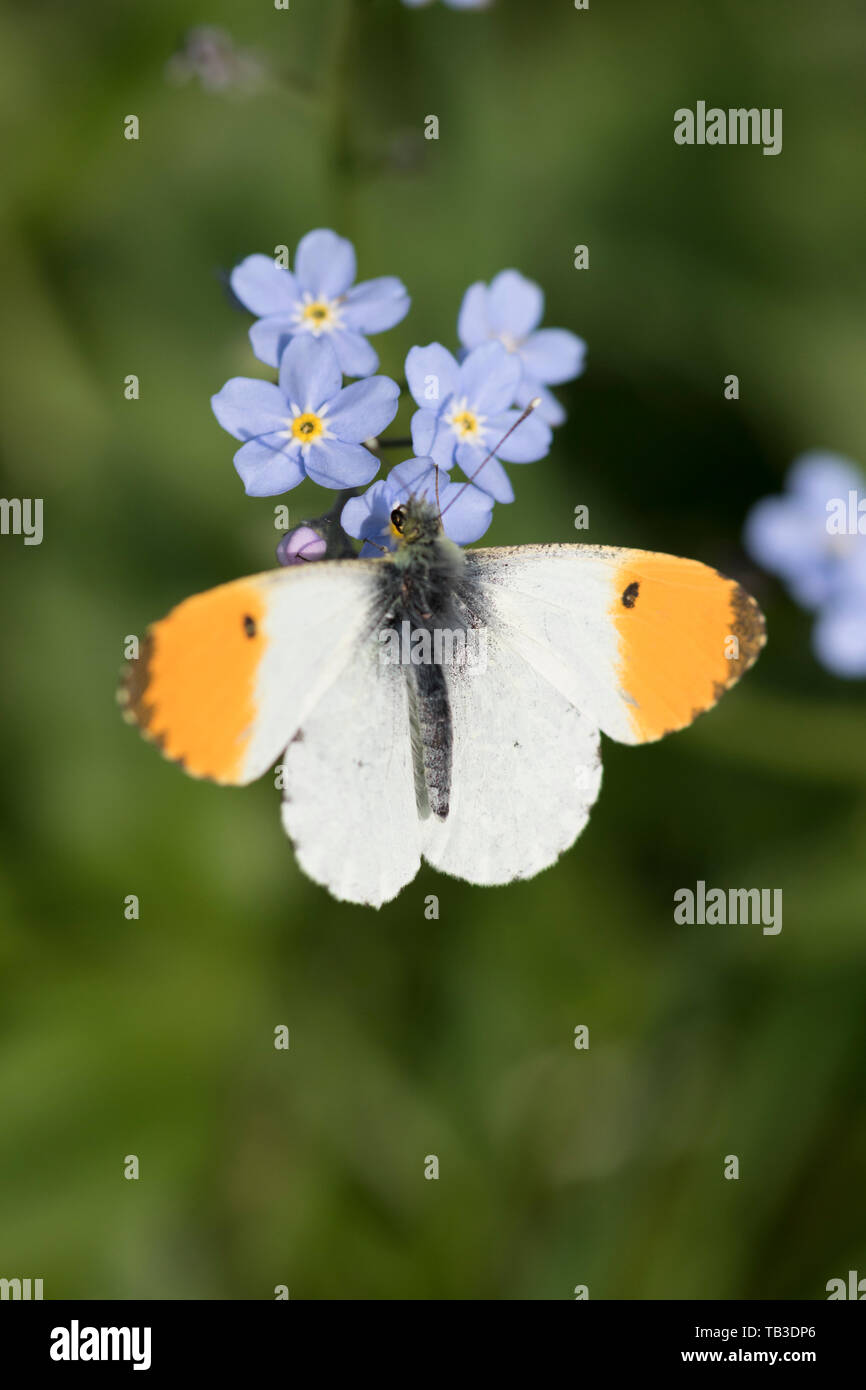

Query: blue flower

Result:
[405,341,551,503]
[744,451,866,677]
[211,335,399,496]
[744,453,866,608]
[341,457,494,557]
[458,269,586,426]
[230,229,410,378]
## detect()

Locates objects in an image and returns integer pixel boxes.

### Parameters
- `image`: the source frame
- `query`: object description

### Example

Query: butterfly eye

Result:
[390,506,406,534]
[243,614,257,638]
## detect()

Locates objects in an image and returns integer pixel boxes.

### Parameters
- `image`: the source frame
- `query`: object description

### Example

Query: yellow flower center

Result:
[296,295,341,335]
[447,399,486,444]
[291,412,325,444]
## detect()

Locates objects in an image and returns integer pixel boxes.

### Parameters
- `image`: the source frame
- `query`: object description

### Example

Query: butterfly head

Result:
[388,494,442,550]
[386,491,464,580]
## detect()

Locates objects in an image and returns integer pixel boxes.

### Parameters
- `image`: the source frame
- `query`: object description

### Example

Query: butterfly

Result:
[118,487,766,907]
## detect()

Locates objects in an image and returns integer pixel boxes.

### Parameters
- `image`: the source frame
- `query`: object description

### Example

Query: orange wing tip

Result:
[717,581,766,687]
[613,554,766,743]
[118,633,190,772]
[118,579,267,784]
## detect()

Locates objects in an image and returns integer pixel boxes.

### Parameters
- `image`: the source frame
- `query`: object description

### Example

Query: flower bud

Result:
[276,525,327,566]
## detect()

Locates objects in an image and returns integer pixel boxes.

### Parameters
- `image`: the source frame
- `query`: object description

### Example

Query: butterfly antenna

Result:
[434,464,442,522]
[439,398,541,520]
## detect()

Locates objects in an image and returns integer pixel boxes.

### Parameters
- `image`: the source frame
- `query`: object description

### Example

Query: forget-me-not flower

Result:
[341,457,494,557]
[230,229,410,378]
[406,341,552,504]
[211,335,399,496]
[458,269,586,426]
[744,451,866,677]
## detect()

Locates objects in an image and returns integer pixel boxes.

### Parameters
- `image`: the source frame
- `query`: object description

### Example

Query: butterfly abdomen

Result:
[377,539,468,823]
[411,661,452,819]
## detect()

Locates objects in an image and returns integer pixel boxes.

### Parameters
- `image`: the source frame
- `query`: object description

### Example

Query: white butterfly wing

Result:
[280,647,421,909]
[421,627,602,886]
[466,544,765,745]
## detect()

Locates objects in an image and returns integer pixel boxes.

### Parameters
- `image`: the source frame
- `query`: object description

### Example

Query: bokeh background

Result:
[1,0,865,1300]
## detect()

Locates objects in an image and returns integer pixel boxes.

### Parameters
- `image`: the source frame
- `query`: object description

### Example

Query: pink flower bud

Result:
[276,525,327,566]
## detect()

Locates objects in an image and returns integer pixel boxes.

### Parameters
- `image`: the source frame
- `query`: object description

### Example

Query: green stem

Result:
[325,0,358,232]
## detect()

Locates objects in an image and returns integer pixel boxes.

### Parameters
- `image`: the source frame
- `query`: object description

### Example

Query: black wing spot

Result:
[621,581,640,609]
[243,614,257,638]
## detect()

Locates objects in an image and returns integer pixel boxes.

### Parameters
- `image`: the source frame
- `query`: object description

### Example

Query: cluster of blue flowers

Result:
[745,452,866,677]
[212,228,586,558]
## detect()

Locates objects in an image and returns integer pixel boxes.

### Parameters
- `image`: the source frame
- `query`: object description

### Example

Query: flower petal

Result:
[248,314,296,369]
[487,269,544,339]
[330,328,379,377]
[211,377,287,441]
[304,439,380,490]
[341,481,388,540]
[388,457,441,496]
[438,480,494,544]
[458,341,521,415]
[789,451,864,506]
[456,441,514,502]
[234,439,305,496]
[457,281,491,349]
[230,254,298,317]
[743,496,820,578]
[515,376,566,426]
[406,343,459,408]
[520,328,586,385]
[278,336,342,413]
[340,277,410,333]
[410,407,440,458]
[294,229,356,298]
[813,595,866,677]
[325,376,400,442]
[413,411,457,470]
[489,408,552,463]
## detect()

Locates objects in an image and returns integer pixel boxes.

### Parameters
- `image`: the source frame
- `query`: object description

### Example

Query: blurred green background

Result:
[1,0,865,1300]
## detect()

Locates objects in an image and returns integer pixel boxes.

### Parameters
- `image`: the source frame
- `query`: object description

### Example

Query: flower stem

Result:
[325,0,359,232]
